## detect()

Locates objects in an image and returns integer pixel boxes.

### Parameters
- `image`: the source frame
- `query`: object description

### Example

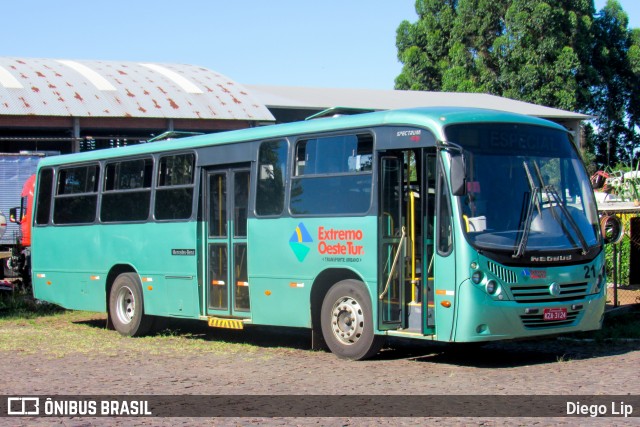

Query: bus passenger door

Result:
[423,151,437,332]
[378,155,404,329]
[205,167,251,318]
[378,149,434,334]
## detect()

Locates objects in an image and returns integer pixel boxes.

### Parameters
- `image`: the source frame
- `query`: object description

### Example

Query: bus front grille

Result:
[520,310,580,329]
[487,261,518,283]
[510,282,589,303]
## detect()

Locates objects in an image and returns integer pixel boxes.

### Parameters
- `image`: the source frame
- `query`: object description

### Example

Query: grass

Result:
[1,292,639,359]
[592,309,640,340]
[0,292,269,359]
[0,291,64,319]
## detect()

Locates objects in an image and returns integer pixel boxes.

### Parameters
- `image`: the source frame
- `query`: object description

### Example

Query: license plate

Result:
[543,308,567,321]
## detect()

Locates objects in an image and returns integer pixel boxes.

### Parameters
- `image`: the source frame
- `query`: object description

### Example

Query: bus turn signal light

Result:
[441,300,451,308]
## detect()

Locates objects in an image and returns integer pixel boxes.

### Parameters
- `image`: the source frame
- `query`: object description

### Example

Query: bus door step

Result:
[207,317,245,330]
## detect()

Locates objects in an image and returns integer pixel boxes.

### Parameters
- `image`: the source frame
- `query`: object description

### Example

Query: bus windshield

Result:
[445,123,600,256]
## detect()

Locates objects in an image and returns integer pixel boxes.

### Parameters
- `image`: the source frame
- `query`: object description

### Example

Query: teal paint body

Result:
[30,107,606,346]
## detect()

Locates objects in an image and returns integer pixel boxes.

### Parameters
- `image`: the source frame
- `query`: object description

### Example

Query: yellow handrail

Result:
[409,191,418,303]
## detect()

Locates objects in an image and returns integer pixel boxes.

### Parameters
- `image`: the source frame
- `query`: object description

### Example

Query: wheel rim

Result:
[115,285,136,325]
[330,296,365,345]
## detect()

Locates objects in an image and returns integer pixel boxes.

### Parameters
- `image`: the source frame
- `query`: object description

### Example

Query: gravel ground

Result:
[1,311,639,426]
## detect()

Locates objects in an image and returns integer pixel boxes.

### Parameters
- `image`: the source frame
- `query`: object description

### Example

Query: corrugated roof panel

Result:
[139,63,203,94]
[0,57,274,121]
[57,60,118,91]
[246,85,590,120]
[0,65,24,89]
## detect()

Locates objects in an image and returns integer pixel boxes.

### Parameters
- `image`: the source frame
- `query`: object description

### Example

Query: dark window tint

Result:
[57,165,99,195]
[155,153,195,220]
[290,134,372,215]
[295,134,372,176]
[54,165,99,224]
[35,168,53,225]
[54,196,99,224]
[208,244,228,310]
[234,171,249,237]
[380,157,402,238]
[256,140,287,216]
[102,158,152,222]
[158,153,194,186]
[104,158,152,191]
[102,192,151,222]
[437,171,453,255]
[290,175,371,215]
[208,173,227,238]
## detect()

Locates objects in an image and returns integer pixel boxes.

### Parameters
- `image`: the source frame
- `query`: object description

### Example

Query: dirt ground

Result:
[2,311,639,426]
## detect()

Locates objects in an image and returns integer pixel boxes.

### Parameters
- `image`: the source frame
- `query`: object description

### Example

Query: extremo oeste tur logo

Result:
[289,222,313,262]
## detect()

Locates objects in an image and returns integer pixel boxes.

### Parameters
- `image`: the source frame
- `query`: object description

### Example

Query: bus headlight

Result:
[471,270,484,285]
[486,280,498,295]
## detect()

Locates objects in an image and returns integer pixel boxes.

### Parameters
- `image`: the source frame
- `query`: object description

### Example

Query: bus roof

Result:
[37,107,567,167]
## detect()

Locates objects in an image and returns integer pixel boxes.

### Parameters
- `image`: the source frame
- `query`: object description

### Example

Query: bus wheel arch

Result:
[310,268,360,348]
[310,269,382,360]
[106,265,153,336]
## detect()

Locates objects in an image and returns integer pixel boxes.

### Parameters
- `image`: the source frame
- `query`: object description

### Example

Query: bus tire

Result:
[109,273,153,337]
[320,279,383,360]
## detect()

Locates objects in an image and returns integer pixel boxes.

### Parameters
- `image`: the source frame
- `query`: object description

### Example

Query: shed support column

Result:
[167,118,174,132]
[72,118,81,153]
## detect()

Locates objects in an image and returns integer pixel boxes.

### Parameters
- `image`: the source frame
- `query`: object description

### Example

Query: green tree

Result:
[395,0,639,168]
[395,0,457,91]
[589,0,640,166]
[442,0,508,93]
[495,0,594,111]
[397,0,594,110]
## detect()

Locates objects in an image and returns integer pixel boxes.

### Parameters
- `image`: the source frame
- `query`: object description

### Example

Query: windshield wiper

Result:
[530,161,588,255]
[543,184,589,255]
[513,161,540,258]
[513,186,538,258]
[513,161,589,258]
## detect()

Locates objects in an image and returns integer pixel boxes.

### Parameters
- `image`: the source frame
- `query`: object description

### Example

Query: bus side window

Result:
[256,140,287,216]
[155,153,195,220]
[437,170,453,255]
[53,164,99,224]
[290,134,373,215]
[102,158,152,222]
[35,168,54,225]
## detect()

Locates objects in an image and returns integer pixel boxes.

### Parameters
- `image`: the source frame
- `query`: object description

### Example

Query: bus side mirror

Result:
[450,154,466,196]
[600,214,623,244]
[9,207,20,224]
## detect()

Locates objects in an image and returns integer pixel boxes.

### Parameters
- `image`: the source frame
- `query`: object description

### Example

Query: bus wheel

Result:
[109,273,153,337]
[320,279,383,360]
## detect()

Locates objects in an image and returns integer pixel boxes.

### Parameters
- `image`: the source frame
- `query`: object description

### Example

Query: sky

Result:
[1,1,638,91]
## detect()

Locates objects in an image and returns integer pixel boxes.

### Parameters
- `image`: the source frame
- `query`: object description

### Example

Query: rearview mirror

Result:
[9,207,21,225]
[450,154,466,196]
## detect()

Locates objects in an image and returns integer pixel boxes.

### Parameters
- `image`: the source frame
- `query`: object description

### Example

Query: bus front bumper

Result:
[452,281,606,342]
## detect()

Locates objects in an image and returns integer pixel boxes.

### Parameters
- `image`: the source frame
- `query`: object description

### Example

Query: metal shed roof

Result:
[0,57,274,121]
[246,85,590,120]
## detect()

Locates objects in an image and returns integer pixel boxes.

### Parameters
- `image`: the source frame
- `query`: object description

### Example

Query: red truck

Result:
[3,174,36,283]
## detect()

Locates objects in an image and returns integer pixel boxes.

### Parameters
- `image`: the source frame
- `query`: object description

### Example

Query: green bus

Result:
[31,107,607,360]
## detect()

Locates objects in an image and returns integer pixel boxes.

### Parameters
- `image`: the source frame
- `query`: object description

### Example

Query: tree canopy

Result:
[396,0,640,168]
